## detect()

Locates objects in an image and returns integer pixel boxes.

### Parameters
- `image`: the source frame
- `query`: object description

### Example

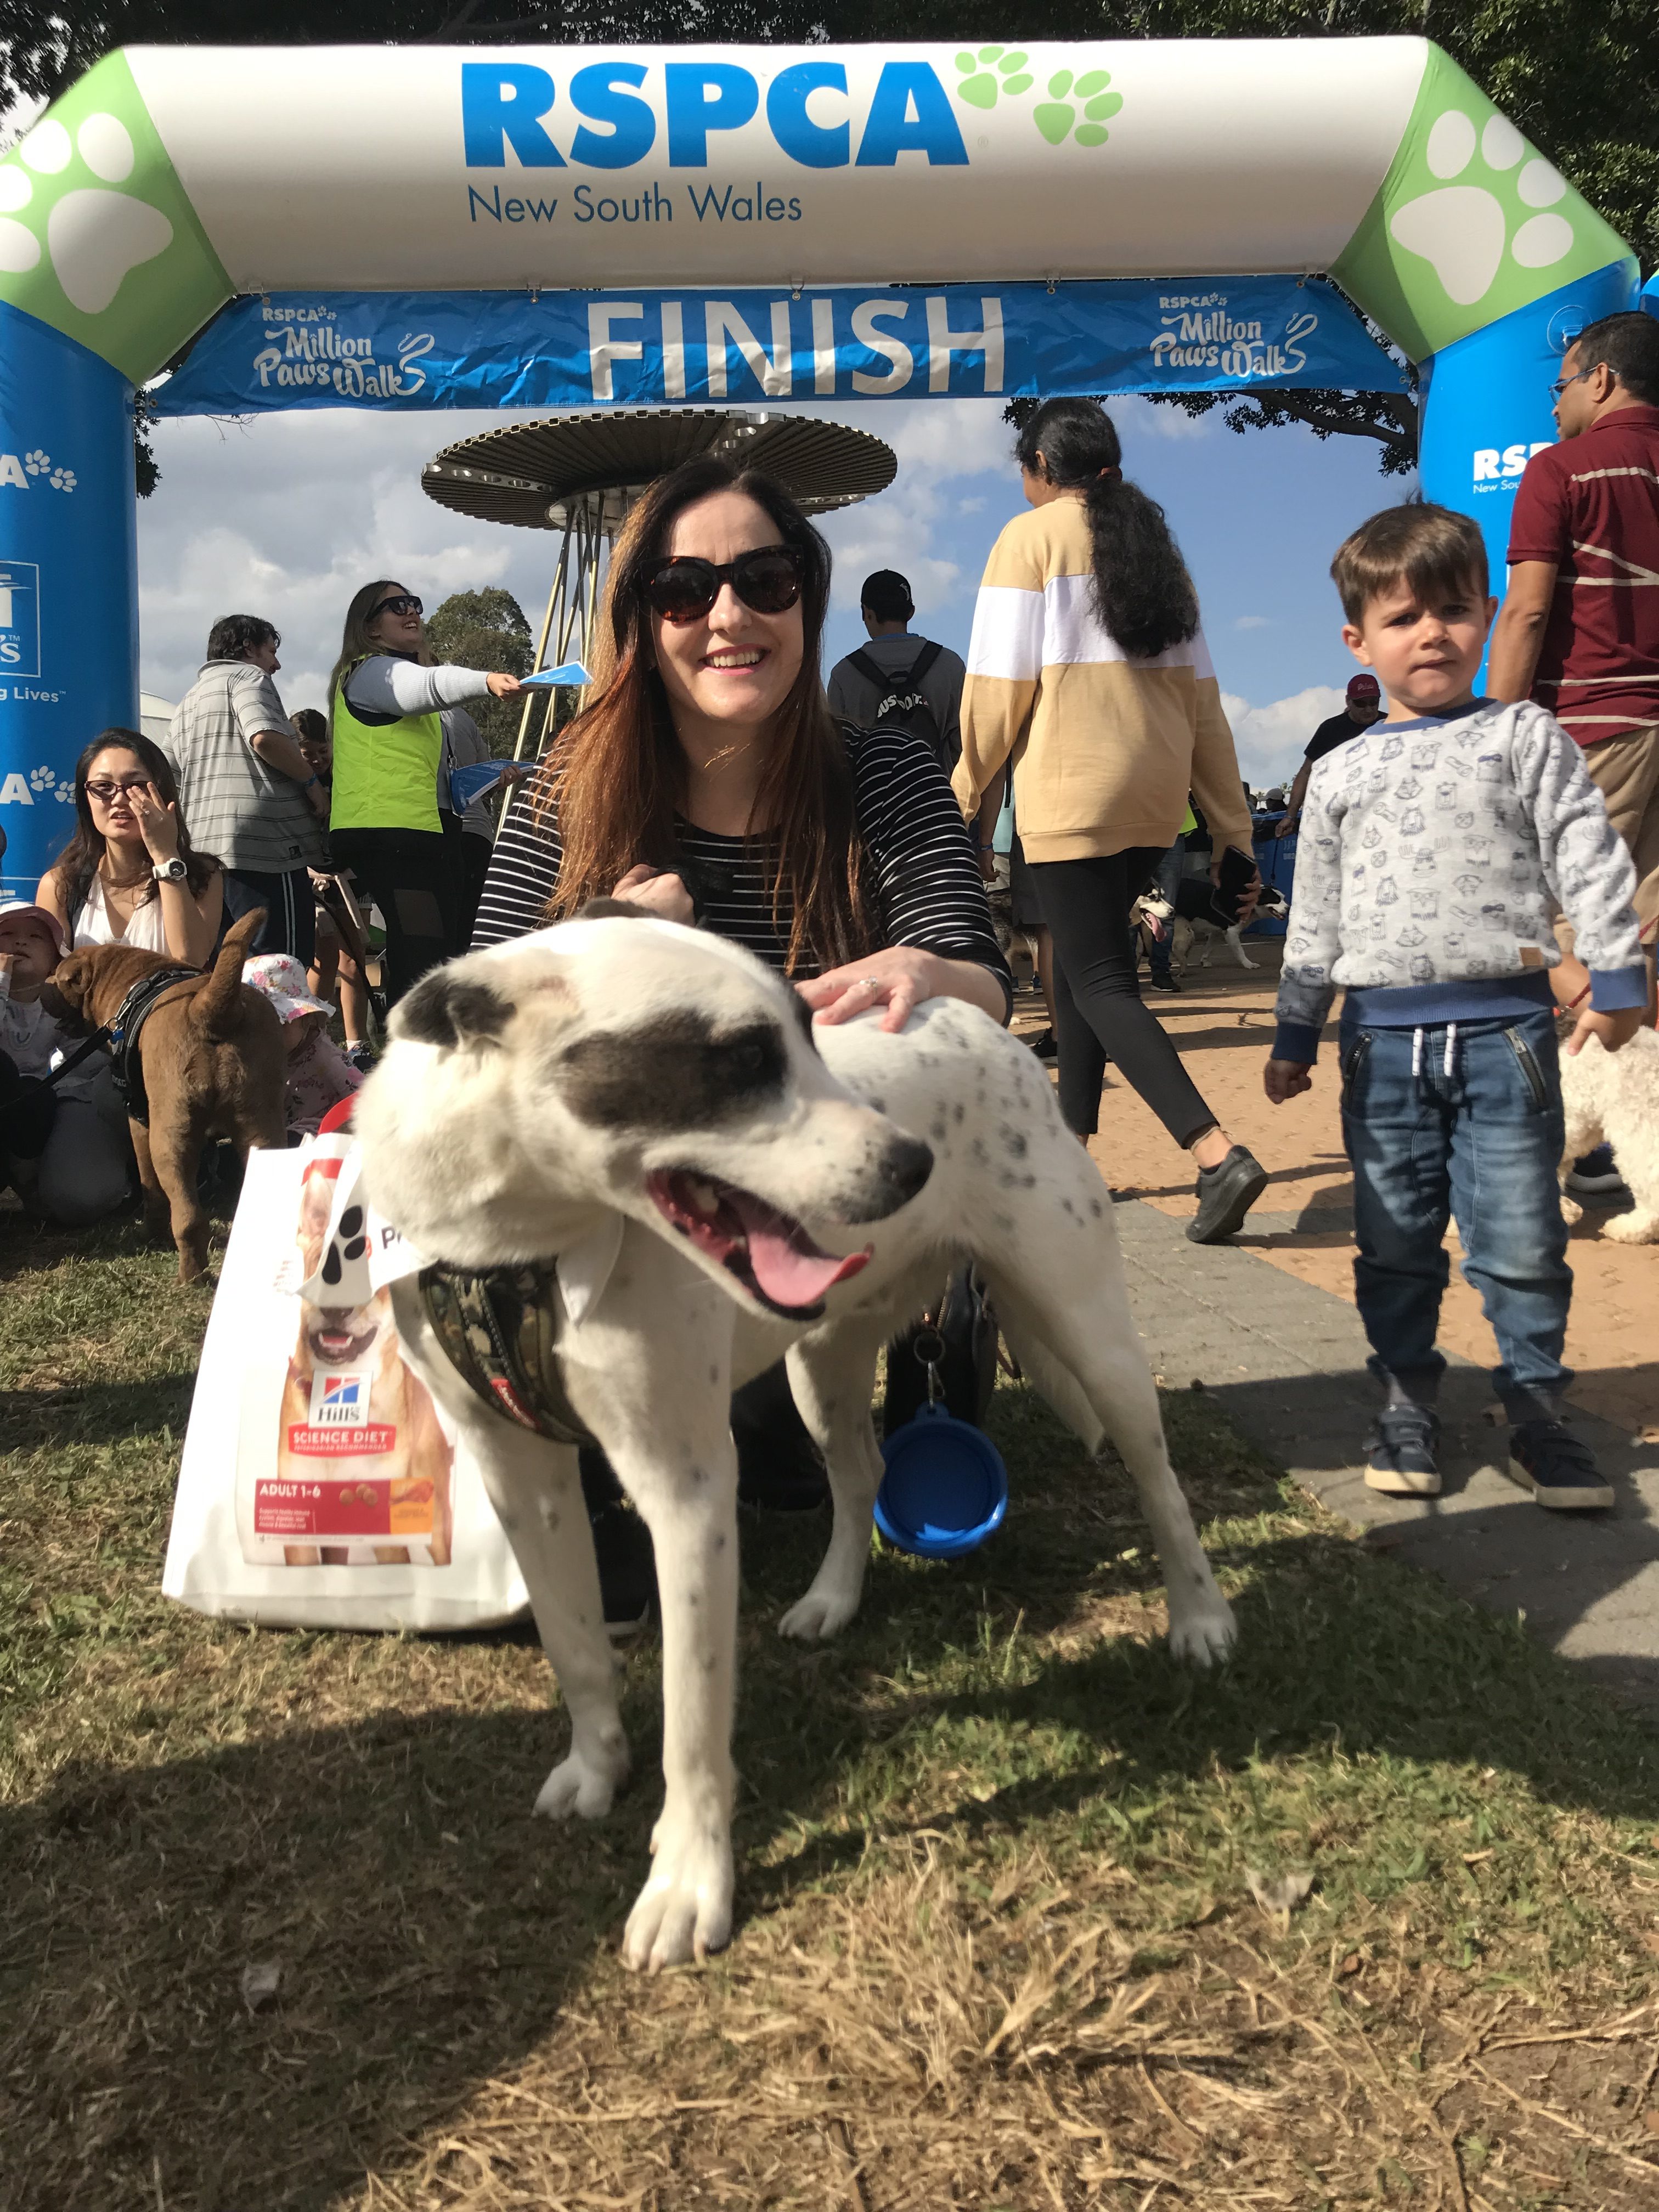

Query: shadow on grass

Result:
[5,1362,1658,2210]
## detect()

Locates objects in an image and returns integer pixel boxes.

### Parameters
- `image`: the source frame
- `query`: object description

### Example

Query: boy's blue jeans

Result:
[1339,1007,1572,1423]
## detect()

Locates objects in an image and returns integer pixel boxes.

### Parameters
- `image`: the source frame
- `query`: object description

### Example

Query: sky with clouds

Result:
[137,390,1411,787]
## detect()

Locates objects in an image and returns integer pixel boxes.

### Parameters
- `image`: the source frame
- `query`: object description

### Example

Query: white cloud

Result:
[1221,685,1346,783]
[1233,614,1272,630]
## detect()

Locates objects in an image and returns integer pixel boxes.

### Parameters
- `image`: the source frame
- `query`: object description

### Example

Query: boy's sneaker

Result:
[1506,1419,1613,1511]
[1363,1406,1442,1496]
[1186,1146,1269,1243]
[1564,1144,1627,1199]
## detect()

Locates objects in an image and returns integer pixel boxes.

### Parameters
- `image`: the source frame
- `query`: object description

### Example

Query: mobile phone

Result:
[1207,844,1257,929]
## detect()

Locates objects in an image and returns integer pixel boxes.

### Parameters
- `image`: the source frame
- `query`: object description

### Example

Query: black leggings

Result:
[1028,848,1218,1150]
[328,828,453,1005]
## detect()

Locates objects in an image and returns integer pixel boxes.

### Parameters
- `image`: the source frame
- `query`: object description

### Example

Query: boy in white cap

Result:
[241,952,363,1139]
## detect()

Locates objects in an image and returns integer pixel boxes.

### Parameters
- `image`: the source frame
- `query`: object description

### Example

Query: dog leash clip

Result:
[912,1324,947,1407]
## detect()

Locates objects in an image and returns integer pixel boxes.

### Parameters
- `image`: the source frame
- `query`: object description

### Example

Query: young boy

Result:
[1265,505,1646,1508]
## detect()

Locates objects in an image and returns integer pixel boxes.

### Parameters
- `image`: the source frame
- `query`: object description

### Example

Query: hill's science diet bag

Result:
[163,1135,528,1630]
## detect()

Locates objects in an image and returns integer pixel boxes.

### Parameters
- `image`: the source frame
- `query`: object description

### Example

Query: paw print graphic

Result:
[55,783,75,802]
[24,449,49,475]
[954,47,1033,110]
[48,467,76,492]
[320,1205,370,1288]
[1034,68,1122,149]
[1389,106,1573,309]
[0,104,173,318]
[29,765,57,791]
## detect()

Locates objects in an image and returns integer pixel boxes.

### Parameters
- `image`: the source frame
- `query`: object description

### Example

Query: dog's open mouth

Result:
[646,1169,871,1318]
[308,1315,377,1364]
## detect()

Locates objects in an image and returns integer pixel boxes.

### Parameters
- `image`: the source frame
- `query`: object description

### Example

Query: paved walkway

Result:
[1011,949,1659,1707]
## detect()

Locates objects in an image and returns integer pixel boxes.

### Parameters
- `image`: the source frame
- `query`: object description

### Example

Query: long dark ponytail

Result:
[1015,398,1199,660]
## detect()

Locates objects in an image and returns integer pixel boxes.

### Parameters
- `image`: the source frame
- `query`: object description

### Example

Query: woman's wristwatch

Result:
[153,856,188,883]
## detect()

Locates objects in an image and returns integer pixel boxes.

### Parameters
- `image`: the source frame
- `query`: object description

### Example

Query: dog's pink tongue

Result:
[731,1195,870,1308]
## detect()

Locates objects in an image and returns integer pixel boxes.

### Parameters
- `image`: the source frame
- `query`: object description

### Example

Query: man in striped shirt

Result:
[165,615,330,963]
[1490,310,1659,1015]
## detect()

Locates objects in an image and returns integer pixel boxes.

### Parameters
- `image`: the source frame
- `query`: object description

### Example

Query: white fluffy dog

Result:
[1559,1023,1659,1243]
[353,913,1236,1972]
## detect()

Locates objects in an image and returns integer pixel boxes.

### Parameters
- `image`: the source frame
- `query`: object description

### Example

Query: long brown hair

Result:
[535,459,873,972]
[48,729,219,922]
[328,578,406,716]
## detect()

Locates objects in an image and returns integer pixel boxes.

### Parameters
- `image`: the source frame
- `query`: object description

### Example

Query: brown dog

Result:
[46,908,287,1279]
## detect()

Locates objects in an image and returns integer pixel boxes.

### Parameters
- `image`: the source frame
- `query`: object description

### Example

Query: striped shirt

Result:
[165,660,325,874]
[471,721,1011,1009]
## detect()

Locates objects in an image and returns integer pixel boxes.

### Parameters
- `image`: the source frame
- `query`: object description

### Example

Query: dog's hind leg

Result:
[981,1187,1235,1666]
[778,1325,889,1640]
[146,1110,211,1281]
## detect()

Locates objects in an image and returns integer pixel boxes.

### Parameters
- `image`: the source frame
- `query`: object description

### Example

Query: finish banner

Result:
[153,274,1404,417]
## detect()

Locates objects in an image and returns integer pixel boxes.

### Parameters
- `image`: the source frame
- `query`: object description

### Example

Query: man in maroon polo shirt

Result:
[1489,310,1659,1017]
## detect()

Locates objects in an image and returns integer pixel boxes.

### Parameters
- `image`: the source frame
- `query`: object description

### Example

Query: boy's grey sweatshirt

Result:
[1273,699,1645,1062]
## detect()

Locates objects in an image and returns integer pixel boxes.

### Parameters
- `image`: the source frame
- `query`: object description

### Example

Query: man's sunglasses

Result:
[1548,366,1593,402]
[644,546,805,626]
[369,592,422,620]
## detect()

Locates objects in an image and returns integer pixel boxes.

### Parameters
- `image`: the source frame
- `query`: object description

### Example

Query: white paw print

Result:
[49,467,76,493]
[1389,109,1573,308]
[24,449,48,475]
[0,109,173,315]
[29,765,57,790]
[55,783,75,802]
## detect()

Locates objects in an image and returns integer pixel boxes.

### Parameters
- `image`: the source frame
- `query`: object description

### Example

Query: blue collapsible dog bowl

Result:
[874,1404,1009,1559]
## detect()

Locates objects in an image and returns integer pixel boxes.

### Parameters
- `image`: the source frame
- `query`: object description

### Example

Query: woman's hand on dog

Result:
[128,781,182,866]
[799,946,940,1034]
[1263,1057,1313,1104]
[612,866,696,924]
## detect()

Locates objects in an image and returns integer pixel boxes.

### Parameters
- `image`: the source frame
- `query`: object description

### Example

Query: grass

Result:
[4,1202,1659,2210]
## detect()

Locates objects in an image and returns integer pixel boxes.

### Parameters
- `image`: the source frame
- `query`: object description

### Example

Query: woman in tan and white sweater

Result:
[954,398,1268,1243]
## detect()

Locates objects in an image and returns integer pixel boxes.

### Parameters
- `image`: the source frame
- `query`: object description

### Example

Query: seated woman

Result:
[26,731,223,1223]
[473,455,1010,1621]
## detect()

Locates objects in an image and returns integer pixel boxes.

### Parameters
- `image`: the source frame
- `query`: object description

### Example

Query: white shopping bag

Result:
[163,1143,530,1631]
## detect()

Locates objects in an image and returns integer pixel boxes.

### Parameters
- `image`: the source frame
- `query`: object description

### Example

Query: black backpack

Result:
[847,641,946,764]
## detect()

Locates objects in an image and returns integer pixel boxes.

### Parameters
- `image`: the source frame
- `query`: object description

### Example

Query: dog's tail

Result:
[191,907,267,1043]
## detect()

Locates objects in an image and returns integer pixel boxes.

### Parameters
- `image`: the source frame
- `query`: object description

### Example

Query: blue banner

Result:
[154,276,1404,417]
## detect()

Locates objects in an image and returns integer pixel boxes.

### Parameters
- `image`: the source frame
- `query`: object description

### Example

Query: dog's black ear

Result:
[577,896,657,921]
[392,970,510,1051]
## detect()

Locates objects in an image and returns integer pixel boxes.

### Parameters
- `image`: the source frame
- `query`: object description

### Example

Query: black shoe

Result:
[1186,1146,1269,1243]
[1023,1027,1058,1063]
[736,1426,830,1510]
[1505,1419,1612,1510]
[1364,1406,1441,1496]
[1147,970,1180,994]
[589,1503,656,1638]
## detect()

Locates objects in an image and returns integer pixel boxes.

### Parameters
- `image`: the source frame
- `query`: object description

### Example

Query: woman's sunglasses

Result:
[644,546,805,626]
[84,774,156,803]
[369,592,422,620]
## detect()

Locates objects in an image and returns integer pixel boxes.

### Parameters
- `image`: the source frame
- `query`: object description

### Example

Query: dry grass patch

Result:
[4,1205,1659,2209]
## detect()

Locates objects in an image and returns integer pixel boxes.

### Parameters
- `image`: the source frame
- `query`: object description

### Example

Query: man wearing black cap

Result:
[826,569,967,774]
[1274,674,1385,837]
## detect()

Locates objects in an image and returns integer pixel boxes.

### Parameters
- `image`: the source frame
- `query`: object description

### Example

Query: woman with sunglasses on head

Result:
[37,729,223,966]
[472,457,1008,1621]
[326,582,523,1003]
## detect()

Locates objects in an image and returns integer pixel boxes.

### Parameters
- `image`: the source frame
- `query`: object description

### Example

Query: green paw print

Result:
[1387,106,1573,308]
[953,47,1034,111]
[1034,69,1122,149]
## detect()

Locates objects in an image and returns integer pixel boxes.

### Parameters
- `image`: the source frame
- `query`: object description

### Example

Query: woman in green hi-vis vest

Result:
[326,582,523,1003]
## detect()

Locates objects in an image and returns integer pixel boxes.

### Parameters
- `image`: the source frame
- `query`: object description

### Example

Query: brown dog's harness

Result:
[419,1261,597,1447]
[104,966,200,1125]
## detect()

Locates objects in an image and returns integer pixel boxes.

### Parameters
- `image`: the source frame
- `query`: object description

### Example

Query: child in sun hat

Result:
[242,951,363,1139]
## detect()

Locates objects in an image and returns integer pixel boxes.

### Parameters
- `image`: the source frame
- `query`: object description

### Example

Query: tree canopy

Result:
[425,587,534,754]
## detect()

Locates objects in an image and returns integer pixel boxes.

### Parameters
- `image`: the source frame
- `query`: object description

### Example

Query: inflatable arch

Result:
[0,37,1638,889]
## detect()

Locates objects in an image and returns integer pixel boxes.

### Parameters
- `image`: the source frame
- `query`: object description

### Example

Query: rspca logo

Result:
[0,449,77,493]
[309,1370,370,1427]
[1471,441,1551,494]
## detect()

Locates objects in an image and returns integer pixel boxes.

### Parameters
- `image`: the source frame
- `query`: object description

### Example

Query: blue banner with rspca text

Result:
[153,275,1403,417]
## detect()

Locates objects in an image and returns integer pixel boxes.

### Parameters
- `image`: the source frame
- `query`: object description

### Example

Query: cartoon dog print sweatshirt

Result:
[1273,699,1646,1063]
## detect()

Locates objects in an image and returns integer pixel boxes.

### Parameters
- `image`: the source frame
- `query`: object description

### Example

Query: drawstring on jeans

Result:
[1412,1026,1424,1081]
[1443,1023,1458,1080]
[1411,1025,1460,1084]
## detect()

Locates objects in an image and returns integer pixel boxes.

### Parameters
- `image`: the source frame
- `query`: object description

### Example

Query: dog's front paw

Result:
[621,1813,734,1971]
[778,1573,862,1642]
[1560,1195,1584,1227]
[1603,1209,1659,1245]
[1166,1593,1238,1668]
[533,1738,630,1822]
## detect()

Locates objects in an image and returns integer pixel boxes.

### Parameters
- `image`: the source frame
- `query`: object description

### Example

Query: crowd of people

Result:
[4,311,1657,1559]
